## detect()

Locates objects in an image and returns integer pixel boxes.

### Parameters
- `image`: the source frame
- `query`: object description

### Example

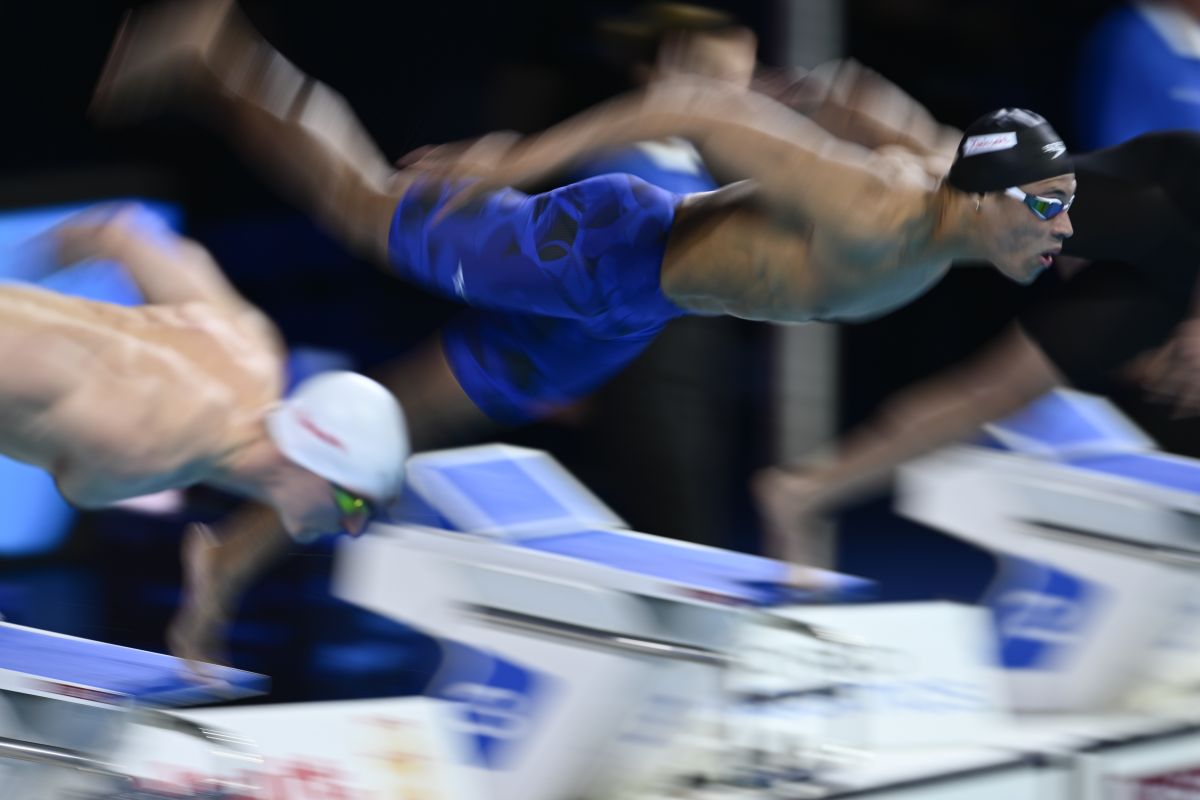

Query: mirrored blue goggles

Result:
[1004,187,1074,221]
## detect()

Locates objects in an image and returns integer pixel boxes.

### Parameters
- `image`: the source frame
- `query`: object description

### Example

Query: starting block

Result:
[899,388,1200,711]
[337,444,874,800]
[0,621,266,799]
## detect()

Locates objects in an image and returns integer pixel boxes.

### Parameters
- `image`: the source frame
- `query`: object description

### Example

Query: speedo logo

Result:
[1042,141,1067,159]
[452,260,467,299]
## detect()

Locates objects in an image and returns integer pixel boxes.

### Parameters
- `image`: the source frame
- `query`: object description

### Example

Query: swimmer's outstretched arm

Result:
[429,78,932,239]
[50,204,284,352]
[753,324,1059,551]
[93,0,399,265]
[753,60,961,168]
[169,504,285,668]
[95,1,929,265]
[52,206,237,306]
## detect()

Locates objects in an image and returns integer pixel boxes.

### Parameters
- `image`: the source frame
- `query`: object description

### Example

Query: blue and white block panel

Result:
[984,388,1155,461]
[404,444,626,539]
[521,529,875,607]
[0,622,266,708]
[401,444,874,606]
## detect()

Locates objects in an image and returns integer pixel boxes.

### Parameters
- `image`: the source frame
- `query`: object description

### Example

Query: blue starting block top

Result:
[400,445,875,605]
[522,530,875,606]
[1068,452,1200,493]
[405,444,625,536]
[0,623,267,707]
[977,390,1200,506]
[985,389,1154,460]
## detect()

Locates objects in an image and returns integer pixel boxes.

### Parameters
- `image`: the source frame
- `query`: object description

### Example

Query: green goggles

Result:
[332,484,375,522]
[1004,187,1074,221]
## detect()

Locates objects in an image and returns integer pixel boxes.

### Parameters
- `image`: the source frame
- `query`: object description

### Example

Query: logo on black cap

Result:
[1041,141,1067,160]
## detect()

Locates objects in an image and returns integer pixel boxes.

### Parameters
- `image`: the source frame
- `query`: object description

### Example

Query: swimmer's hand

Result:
[48,204,183,269]
[751,465,838,569]
[397,131,534,221]
[1129,318,1200,419]
[752,65,824,115]
[397,130,522,176]
[169,523,234,686]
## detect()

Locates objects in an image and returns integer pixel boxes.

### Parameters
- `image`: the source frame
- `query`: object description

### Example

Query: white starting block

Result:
[0,622,267,799]
[336,444,875,800]
[898,389,1200,712]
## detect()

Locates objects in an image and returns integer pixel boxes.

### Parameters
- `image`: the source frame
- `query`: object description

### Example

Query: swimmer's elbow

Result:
[52,462,125,510]
[959,359,1058,424]
[53,475,103,510]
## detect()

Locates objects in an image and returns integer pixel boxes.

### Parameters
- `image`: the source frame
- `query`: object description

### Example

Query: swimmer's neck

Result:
[926,184,998,264]
[204,414,298,504]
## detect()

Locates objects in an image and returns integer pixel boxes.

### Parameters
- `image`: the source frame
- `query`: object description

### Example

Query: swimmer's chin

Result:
[1016,266,1044,285]
[1024,255,1058,283]
[1003,256,1052,285]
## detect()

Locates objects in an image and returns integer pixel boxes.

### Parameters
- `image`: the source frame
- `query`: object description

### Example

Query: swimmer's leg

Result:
[95,0,399,263]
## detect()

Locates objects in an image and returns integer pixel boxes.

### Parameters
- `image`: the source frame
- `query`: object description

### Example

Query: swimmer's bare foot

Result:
[91,0,236,124]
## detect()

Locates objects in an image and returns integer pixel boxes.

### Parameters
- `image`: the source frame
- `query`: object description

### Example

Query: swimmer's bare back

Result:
[660,169,948,324]
[0,284,280,506]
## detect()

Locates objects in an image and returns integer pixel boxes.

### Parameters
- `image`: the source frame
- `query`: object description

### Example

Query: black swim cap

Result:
[947,109,1072,193]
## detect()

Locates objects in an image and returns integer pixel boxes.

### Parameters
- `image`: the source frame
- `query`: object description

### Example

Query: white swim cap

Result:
[266,371,408,502]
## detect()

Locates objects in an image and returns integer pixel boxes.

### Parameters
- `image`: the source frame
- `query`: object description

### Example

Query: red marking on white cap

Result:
[295,411,347,451]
